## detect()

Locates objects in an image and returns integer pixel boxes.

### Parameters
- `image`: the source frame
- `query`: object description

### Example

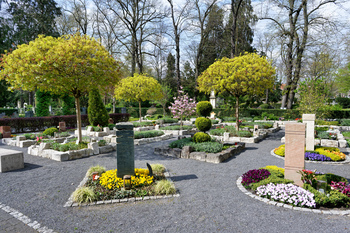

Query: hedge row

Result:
[0,113,129,133]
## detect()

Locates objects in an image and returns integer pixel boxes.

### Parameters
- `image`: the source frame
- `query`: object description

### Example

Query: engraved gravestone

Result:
[284,123,305,187]
[116,123,135,178]
[302,114,315,151]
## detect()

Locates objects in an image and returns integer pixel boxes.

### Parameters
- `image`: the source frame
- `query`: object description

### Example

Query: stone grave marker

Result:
[0,126,11,138]
[116,123,135,178]
[284,123,305,187]
[59,122,66,132]
[302,114,315,151]
[253,125,259,137]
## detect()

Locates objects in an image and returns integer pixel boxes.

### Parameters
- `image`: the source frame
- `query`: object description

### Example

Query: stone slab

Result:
[0,148,24,172]
[302,114,315,121]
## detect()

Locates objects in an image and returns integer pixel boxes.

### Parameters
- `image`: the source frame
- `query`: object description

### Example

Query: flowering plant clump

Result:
[305,152,332,161]
[298,169,317,188]
[241,169,271,187]
[256,183,316,208]
[273,144,285,157]
[99,168,153,190]
[36,136,43,144]
[169,86,196,130]
[314,148,346,161]
[330,181,350,197]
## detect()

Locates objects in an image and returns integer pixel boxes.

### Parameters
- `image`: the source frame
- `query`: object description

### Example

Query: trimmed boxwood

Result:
[193,132,211,143]
[196,101,212,117]
[195,117,212,132]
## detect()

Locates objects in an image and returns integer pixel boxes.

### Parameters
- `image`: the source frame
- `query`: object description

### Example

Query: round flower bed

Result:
[240,166,350,209]
[273,144,346,161]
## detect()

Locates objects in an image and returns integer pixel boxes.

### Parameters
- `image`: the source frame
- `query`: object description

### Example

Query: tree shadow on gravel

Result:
[171,174,198,182]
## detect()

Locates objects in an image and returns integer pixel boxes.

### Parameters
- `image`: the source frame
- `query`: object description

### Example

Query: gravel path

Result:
[1,130,350,233]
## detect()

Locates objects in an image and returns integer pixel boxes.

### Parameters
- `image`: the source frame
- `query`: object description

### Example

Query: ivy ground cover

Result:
[241,166,350,209]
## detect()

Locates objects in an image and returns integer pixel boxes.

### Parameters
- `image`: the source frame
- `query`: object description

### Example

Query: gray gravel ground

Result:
[1,129,350,233]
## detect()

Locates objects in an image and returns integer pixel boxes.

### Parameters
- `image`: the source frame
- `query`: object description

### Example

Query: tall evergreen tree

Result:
[164,53,177,94]
[35,90,50,116]
[7,0,61,45]
[88,88,109,127]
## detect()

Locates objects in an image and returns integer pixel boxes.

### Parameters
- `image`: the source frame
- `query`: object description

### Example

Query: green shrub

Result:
[188,141,223,153]
[315,126,328,131]
[196,101,213,117]
[193,132,211,143]
[223,117,236,122]
[72,187,98,204]
[132,121,154,127]
[316,120,339,126]
[92,126,101,131]
[340,119,350,126]
[153,180,176,195]
[259,103,269,109]
[249,176,294,190]
[108,123,115,130]
[160,125,193,130]
[24,133,36,140]
[134,130,164,139]
[211,119,219,124]
[237,131,253,137]
[303,184,350,208]
[169,137,192,149]
[342,131,350,139]
[316,173,348,185]
[209,128,225,136]
[88,88,109,126]
[195,117,212,132]
[317,131,331,139]
[86,165,106,177]
[98,140,107,147]
[43,127,58,137]
[59,132,70,137]
[157,118,178,123]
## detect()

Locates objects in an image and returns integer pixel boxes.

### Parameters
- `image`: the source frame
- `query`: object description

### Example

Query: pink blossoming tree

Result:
[169,87,197,130]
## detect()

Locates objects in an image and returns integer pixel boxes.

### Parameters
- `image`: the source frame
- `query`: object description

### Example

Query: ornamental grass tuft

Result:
[86,165,106,177]
[151,164,166,174]
[72,187,98,204]
[154,180,176,195]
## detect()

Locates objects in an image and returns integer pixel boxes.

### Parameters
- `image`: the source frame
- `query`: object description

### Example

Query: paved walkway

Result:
[1,130,350,233]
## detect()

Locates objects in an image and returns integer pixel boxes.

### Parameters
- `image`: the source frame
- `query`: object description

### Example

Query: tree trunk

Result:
[113,97,116,114]
[175,34,181,90]
[75,97,82,143]
[287,87,296,109]
[281,94,287,109]
[235,96,239,131]
[139,101,142,122]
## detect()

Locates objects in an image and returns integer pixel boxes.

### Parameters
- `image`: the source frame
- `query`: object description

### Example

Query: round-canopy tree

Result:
[0,33,121,142]
[114,73,163,122]
[198,53,275,130]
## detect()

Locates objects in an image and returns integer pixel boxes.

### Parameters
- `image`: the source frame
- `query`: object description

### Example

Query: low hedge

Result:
[134,130,164,139]
[0,113,129,133]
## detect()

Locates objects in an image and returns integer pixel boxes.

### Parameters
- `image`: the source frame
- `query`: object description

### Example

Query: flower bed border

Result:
[236,176,350,216]
[270,149,350,164]
[64,168,179,207]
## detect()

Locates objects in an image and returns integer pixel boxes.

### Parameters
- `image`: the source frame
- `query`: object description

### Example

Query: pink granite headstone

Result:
[59,122,66,132]
[284,123,305,187]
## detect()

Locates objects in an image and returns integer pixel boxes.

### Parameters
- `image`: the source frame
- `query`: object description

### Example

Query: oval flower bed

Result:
[72,164,176,204]
[273,144,346,161]
[241,166,350,209]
